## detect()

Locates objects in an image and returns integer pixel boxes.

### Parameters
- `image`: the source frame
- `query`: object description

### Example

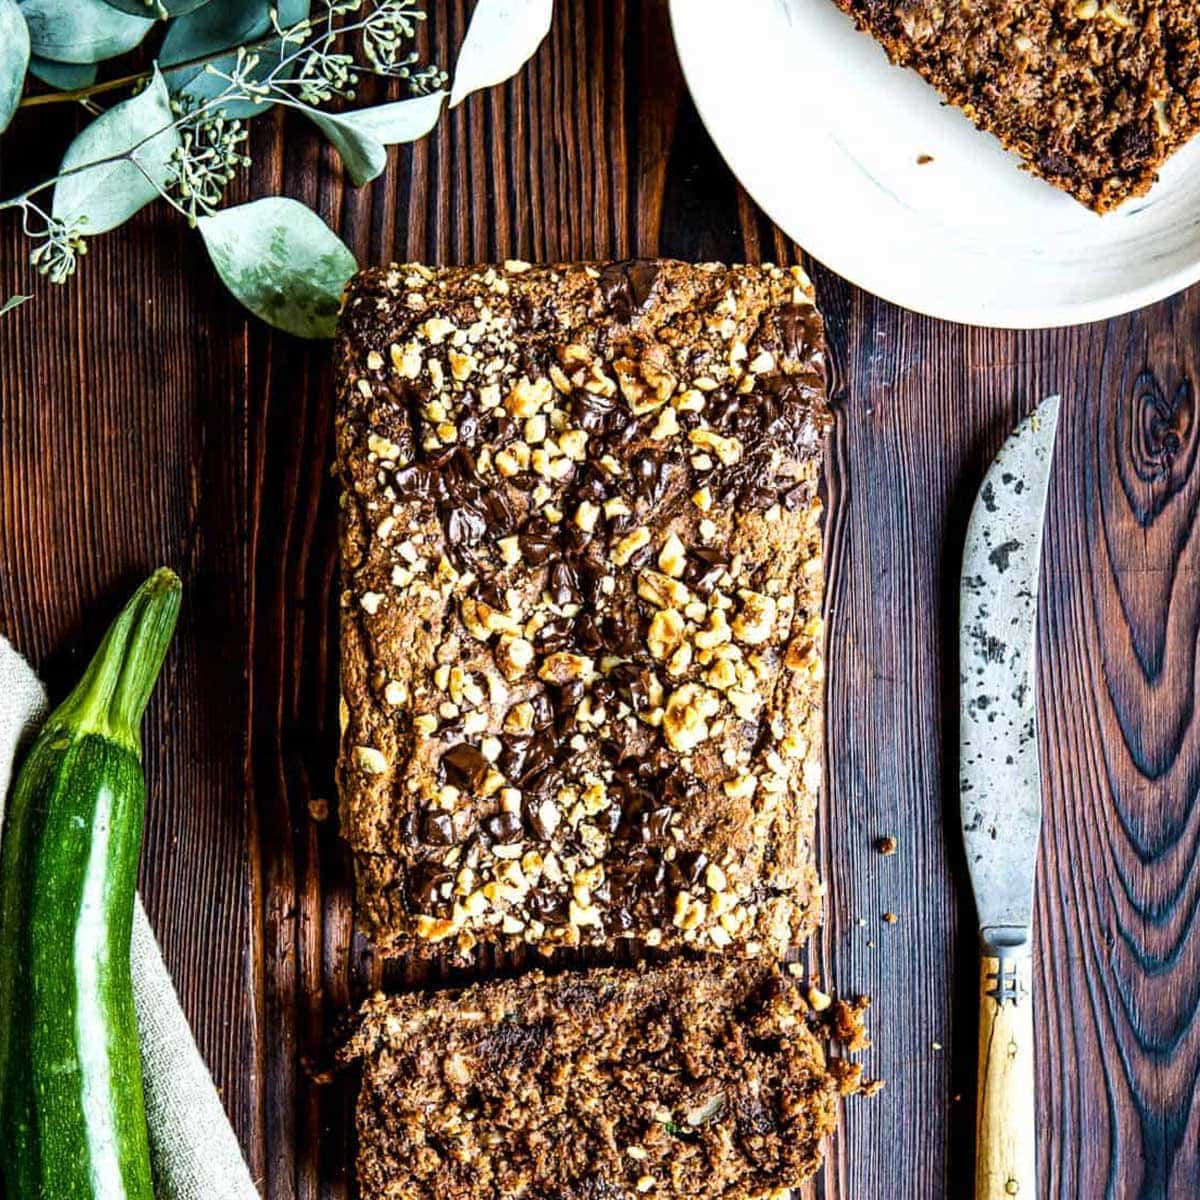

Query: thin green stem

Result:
[17,30,298,110]
[128,156,193,223]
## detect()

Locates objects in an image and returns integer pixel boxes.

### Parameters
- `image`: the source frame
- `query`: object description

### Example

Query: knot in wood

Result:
[1120,371,1195,526]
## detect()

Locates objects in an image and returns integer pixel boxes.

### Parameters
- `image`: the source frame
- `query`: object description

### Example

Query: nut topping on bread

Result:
[335,259,829,957]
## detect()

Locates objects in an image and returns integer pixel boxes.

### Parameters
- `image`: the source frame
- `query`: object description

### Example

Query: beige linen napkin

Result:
[0,635,260,1200]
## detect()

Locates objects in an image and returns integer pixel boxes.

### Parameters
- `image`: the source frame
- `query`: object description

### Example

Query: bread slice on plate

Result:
[341,958,841,1200]
[334,259,829,959]
[833,0,1200,212]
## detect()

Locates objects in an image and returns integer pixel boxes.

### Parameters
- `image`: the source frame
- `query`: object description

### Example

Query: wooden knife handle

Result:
[975,949,1036,1200]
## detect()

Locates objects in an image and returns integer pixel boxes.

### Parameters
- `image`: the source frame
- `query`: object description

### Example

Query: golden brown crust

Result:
[340,959,840,1200]
[334,260,829,959]
[834,0,1200,212]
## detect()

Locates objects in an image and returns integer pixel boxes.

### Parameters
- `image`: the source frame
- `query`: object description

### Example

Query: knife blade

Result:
[960,393,1059,943]
[959,394,1060,1200]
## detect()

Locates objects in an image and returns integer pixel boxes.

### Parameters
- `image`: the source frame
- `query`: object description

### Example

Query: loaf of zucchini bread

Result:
[834,0,1200,211]
[340,958,841,1200]
[334,259,829,958]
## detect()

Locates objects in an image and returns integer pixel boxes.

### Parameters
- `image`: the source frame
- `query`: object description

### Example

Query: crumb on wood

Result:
[876,835,898,855]
[829,996,872,1052]
[808,984,833,1012]
[828,1058,864,1095]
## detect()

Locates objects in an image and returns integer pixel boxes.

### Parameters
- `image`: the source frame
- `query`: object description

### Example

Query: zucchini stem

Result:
[50,569,182,757]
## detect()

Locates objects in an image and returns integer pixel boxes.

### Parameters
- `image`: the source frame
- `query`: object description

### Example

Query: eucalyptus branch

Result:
[0,0,520,335]
[0,83,228,213]
[0,67,250,284]
[17,0,431,109]
[18,31,305,110]
[3,6,381,217]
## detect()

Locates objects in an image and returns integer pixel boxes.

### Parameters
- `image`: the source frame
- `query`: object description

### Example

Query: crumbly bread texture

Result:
[833,0,1200,212]
[335,259,829,959]
[340,959,841,1200]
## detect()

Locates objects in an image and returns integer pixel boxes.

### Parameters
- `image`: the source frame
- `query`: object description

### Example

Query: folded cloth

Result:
[0,636,260,1200]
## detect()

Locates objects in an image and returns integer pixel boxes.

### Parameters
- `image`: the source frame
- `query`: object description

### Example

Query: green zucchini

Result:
[0,568,181,1199]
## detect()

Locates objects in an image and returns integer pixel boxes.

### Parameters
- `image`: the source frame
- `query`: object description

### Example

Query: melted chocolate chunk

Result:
[572,390,619,435]
[573,464,611,504]
[630,449,675,505]
[406,862,452,914]
[535,617,574,653]
[548,560,581,606]
[528,693,555,729]
[676,850,709,887]
[779,303,812,362]
[573,613,604,655]
[520,517,558,565]
[440,743,490,791]
[683,547,728,596]
[476,574,506,611]
[599,261,660,321]
[527,890,570,925]
[524,796,555,842]
[397,811,419,845]
[594,801,622,835]
[446,505,487,554]
[500,732,554,785]
[483,811,523,842]
[607,662,653,711]
[422,809,456,845]
[392,463,433,502]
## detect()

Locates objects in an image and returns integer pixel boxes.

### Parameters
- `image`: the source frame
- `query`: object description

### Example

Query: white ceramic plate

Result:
[670,0,1200,328]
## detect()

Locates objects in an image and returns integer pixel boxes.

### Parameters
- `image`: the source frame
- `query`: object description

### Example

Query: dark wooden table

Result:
[3,3,1200,1197]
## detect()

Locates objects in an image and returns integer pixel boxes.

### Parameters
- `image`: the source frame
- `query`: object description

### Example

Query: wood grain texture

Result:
[2,2,1200,1197]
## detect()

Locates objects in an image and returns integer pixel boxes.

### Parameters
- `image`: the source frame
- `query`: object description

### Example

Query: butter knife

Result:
[959,395,1060,1200]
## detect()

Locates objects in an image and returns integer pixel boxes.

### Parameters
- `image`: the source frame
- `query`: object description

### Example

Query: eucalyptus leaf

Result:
[18,0,155,64]
[450,0,552,108]
[306,112,386,188]
[306,90,447,186]
[28,56,97,89]
[0,294,32,317]
[52,66,180,235]
[101,0,211,15]
[198,197,357,338]
[0,0,30,134]
[332,90,448,144]
[160,0,309,119]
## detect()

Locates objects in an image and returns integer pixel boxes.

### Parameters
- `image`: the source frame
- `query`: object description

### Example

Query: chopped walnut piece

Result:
[495,635,534,680]
[354,745,388,775]
[647,609,686,660]
[663,684,720,753]
[733,591,777,645]
[612,527,651,566]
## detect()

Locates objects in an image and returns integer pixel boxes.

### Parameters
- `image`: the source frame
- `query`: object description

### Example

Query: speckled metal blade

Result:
[959,396,1060,938]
